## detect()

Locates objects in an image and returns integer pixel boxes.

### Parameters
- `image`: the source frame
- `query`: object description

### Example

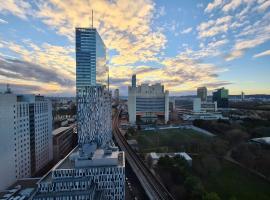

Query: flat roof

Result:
[52,125,73,136]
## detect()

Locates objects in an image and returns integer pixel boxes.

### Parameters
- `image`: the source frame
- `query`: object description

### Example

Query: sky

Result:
[0,0,269,96]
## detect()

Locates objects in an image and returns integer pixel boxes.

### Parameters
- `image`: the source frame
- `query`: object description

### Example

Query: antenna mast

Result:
[92,10,93,28]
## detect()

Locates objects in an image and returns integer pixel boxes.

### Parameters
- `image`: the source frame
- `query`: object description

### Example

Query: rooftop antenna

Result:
[91,9,93,28]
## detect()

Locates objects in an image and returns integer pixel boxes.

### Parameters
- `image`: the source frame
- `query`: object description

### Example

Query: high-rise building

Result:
[76,28,108,89]
[241,91,245,101]
[0,93,52,190]
[128,81,169,124]
[114,88,120,102]
[197,87,207,102]
[212,87,229,108]
[33,27,125,200]
[132,74,136,88]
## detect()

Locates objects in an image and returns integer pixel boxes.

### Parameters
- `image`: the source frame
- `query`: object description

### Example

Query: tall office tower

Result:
[114,88,120,102]
[33,27,125,200]
[0,93,52,190]
[212,87,229,108]
[241,91,245,101]
[132,74,136,88]
[128,81,169,124]
[197,87,207,102]
[76,28,108,89]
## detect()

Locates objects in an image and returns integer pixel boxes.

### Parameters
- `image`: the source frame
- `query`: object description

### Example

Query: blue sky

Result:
[0,0,269,96]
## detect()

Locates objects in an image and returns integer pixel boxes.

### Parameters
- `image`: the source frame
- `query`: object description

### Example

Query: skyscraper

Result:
[33,27,125,200]
[76,28,108,89]
[132,74,136,88]
[0,93,52,190]
[212,87,229,108]
[197,87,207,102]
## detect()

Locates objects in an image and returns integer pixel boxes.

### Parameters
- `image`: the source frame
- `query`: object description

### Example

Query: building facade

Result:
[52,125,77,163]
[197,87,207,102]
[212,87,229,108]
[33,27,125,200]
[114,88,120,102]
[0,94,52,191]
[76,28,108,89]
[128,81,169,124]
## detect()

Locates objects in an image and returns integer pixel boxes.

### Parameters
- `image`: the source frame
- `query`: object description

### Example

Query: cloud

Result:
[197,16,232,38]
[0,56,74,86]
[181,27,193,34]
[0,18,8,24]
[0,0,32,19]
[205,0,223,13]
[253,50,270,58]
[33,0,167,66]
[257,0,270,11]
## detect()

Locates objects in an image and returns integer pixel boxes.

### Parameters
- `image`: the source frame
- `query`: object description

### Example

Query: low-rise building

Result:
[148,152,192,166]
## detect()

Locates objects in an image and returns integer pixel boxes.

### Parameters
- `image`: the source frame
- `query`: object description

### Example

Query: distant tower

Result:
[241,91,245,101]
[197,87,207,102]
[132,74,136,88]
[4,84,12,94]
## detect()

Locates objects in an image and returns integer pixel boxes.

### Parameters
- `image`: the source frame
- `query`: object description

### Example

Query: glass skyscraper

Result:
[76,28,108,89]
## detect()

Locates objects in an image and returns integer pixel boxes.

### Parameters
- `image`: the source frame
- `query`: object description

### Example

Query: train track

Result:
[112,109,175,200]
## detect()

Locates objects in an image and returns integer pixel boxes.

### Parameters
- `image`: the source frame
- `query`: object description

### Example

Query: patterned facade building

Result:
[33,27,125,200]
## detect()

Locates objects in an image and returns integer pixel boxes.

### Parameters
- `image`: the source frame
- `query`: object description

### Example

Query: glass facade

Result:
[76,28,108,89]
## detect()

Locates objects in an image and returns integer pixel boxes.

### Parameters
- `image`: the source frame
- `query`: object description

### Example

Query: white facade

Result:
[128,83,169,124]
[0,94,52,191]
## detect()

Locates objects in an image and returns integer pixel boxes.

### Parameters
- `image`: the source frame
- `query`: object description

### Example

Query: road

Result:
[112,109,175,200]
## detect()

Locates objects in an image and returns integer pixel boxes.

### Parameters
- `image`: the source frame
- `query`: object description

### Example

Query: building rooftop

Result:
[40,145,125,183]
[52,125,74,136]
[0,178,39,200]
[251,137,270,145]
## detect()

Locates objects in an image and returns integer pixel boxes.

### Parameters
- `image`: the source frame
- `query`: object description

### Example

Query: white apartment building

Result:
[128,82,169,124]
[0,93,53,191]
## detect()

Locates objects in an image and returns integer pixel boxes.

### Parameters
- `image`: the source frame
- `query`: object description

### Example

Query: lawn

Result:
[132,128,210,153]
[203,160,270,200]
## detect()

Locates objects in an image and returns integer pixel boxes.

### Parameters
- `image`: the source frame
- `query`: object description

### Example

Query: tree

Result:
[203,192,221,200]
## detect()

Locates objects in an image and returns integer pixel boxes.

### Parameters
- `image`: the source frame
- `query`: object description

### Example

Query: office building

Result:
[132,74,136,88]
[52,125,77,163]
[241,91,245,101]
[0,93,52,191]
[114,88,120,102]
[33,27,125,200]
[212,87,229,108]
[128,78,169,124]
[197,87,207,102]
[75,28,108,89]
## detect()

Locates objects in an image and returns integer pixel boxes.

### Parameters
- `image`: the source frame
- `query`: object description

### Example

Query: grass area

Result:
[132,128,209,153]
[202,160,270,200]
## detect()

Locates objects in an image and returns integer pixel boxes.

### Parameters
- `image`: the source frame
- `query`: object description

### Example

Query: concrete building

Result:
[128,79,169,124]
[197,87,207,102]
[213,87,229,108]
[33,27,125,200]
[0,93,52,191]
[52,125,77,163]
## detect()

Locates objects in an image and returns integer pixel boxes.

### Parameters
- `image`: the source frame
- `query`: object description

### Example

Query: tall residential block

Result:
[197,87,207,102]
[212,87,229,108]
[0,93,52,190]
[128,81,169,124]
[33,27,125,200]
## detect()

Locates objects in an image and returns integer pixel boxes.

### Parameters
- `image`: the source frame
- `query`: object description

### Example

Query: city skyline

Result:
[0,0,270,96]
